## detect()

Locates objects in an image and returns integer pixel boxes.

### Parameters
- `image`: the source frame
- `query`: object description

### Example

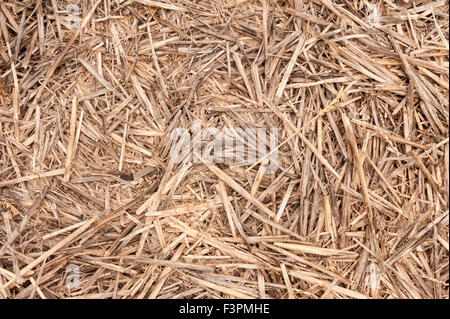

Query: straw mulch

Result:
[0,0,448,299]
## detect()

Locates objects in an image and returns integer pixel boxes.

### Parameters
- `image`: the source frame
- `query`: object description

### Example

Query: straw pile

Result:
[0,0,448,299]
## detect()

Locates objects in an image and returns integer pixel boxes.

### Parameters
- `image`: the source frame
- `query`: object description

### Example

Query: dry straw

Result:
[0,0,448,299]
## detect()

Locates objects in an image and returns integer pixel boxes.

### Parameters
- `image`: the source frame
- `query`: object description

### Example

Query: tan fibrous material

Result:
[0,0,448,299]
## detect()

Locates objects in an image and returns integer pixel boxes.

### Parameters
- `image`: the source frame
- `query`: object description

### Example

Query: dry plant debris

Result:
[0,0,448,299]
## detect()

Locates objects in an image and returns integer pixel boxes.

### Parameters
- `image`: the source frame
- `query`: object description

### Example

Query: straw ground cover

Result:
[0,0,448,299]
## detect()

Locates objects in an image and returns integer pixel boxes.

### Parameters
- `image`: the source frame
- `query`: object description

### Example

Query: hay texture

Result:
[0,0,448,299]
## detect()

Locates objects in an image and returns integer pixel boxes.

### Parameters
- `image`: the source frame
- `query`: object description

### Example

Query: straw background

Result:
[0,0,448,299]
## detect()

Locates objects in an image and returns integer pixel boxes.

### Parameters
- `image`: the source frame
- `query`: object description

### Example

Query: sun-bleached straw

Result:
[245,83,354,173]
